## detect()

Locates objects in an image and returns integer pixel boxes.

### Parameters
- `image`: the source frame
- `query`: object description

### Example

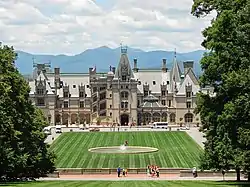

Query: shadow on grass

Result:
[0,181,40,186]
[213,180,250,186]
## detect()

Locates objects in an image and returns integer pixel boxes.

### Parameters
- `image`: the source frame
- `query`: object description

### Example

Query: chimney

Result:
[54,67,60,75]
[162,59,167,72]
[112,67,116,74]
[54,67,60,89]
[183,61,194,75]
[133,58,138,72]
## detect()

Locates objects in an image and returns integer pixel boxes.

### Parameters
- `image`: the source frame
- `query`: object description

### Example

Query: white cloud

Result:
[0,0,214,54]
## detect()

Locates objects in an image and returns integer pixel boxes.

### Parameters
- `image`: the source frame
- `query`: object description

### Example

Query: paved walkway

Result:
[39,174,247,181]
[186,128,205,149]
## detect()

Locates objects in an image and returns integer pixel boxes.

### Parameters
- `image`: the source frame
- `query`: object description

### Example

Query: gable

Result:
[177,73,200,95]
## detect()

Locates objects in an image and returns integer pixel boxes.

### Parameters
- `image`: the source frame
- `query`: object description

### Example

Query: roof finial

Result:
[174,48,177,58]
[120,42,127,54]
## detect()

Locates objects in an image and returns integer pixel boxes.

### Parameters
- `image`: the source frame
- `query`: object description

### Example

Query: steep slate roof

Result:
[134,70,171,93]
[170,57,182,83]
[114,53,134,79]
[58,74,91,97]
[177,69,200,95]
[36,72,54,94]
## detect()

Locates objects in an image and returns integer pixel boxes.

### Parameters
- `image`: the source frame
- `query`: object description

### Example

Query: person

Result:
[117,166,121,177]
[125,168,128,176]
[222,170,225,180]
[147,165,150,177]
[156,166,159,177]
[192,167,197,178]
[122,168,126,177]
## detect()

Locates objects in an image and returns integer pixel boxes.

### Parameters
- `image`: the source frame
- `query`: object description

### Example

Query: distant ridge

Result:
[15,46,205,76]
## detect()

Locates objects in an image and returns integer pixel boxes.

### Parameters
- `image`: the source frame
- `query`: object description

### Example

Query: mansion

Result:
[28,47,211,126]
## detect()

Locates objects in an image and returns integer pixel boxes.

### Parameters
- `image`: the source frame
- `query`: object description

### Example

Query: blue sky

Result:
[0,0,213,55]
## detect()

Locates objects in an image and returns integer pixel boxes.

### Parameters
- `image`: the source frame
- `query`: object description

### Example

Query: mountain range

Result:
[15,46,205,76]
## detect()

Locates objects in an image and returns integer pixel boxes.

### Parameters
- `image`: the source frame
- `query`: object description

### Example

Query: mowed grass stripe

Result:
[161,133,174,167]
[97,133,109,168]
[51,131,202,168]
[72,133,93,168]
[171,133,190,167]
[177,134,198,167]
[153,132,167,167]
[55,133,80,167]
[169,133,185,167]
[66,133,88,167]
[86,133,102,168]
[161,133,178,167]
[58,133,84,167]
[77,133,95,168]
[180,133,202,166]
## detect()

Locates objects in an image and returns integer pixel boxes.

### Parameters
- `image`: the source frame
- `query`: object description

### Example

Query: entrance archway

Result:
[120,114,129,126]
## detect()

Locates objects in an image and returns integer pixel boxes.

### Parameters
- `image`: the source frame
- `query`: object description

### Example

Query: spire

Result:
[114,44,134,79]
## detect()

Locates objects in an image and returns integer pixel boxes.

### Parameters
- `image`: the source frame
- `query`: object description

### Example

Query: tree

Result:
[192,0,250,181]
[0,43,55,180]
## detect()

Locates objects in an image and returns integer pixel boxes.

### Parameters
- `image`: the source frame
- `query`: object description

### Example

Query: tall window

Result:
[161,90,166,96]
[144,90,148,96]
[37,98,45,106]
[63,101,69,108]
[100,93,106,100]
[121,91,129,99]
[186,102,191,108]
[121,101,128,109]
[161,100,166,106]
[93,106,97,112]
[93,96,97,102]
[100,103,106,110]
[63,91,69,98]
[79,101,84,108]
[79,91,84,98]
[168,100,171,107]
[170,113,176,122]
[186,91,191,98]
[185,113,193,122]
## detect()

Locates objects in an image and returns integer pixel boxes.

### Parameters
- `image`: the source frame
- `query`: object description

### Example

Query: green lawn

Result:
[1,181,250,187]
[49,131,202,168]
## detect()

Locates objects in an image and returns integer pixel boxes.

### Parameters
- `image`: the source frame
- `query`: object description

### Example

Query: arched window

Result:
[185,113,193,123]
[161,113,168,122]
[170,113,176,123]
[121,91,129,99]
[62,113,69,125]
[144,113,151,123]
[153,113,161,122]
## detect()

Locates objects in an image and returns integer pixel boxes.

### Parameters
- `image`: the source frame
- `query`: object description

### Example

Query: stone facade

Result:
[28,47,210,127]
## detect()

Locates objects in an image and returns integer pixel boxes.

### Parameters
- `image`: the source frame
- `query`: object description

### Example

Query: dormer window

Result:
[37,88,44,95]
[167,81,170,85]
[153,81,156,85]
[63,91,69,98]
[138,81,141,85]
[122,75,126,81]
[73,85,76,88]
[186,92,191,98]
[79,91,84,98]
